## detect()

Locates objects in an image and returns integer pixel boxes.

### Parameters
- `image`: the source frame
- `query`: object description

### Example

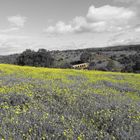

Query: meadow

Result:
[0,64,140,140]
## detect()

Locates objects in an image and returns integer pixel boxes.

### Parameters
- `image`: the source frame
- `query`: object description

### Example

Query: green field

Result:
[0,64,140,140]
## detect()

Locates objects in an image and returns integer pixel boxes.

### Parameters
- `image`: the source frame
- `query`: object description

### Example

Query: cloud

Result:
[0,34,28,41]
[8,15,27,28]
[107,27,140,46]
[0,15,27,34]
[44,21,73,34]
[44,5,136,34]
[87,5,135,22]
[0,27,19,33]
[135,27,140,32]
[108,37,140,46]
[0,34,31,55]
[114,0,140,4]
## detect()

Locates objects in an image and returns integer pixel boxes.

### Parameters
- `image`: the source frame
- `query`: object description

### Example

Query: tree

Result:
[80,52,92,63]
[16,49,54,67]
[16,49,35,66]
[133,60,140,72]
[88,62,96,70]
[35,49,54,67]
[106,60,116,71]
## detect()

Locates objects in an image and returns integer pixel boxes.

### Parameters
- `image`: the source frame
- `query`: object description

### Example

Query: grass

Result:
[0,64,140,140]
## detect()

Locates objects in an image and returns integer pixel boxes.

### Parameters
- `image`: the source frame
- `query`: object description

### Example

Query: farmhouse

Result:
[72,63,89,69]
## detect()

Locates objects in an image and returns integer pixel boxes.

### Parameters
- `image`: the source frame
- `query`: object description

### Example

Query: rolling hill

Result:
[0,44,140,73]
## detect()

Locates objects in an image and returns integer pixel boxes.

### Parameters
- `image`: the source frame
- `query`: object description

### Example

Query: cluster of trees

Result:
[118,54,140,73]
[16,49,54,67]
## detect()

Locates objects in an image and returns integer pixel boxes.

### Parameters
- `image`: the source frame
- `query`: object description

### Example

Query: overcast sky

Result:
[0,0,140,55]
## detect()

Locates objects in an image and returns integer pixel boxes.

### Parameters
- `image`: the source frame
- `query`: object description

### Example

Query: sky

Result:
[0,0,140,55]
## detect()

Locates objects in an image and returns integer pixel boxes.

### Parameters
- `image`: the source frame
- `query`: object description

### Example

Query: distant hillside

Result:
[0,44,140,72]
[51,44,140,64]
[0,44,140,63]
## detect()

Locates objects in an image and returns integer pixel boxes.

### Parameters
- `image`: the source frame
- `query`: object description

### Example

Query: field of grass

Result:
[0,64,140,140]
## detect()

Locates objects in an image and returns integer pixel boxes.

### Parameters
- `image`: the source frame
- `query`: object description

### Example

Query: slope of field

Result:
[0,64,140,140]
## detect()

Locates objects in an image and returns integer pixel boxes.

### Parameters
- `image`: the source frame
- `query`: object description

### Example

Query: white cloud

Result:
[8,15,27,28]
[134,24,140,32]
[0,34,28,41]
[135,28,140,32]
[44,5,136,34]
[108,37,140,46]
[0,15,27,34]
[87,5,135,22]
[107,27,140,46]
[0,27,19,33]
[114,0,140,4]
[45,21,73,34]
[0,34,31,55]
